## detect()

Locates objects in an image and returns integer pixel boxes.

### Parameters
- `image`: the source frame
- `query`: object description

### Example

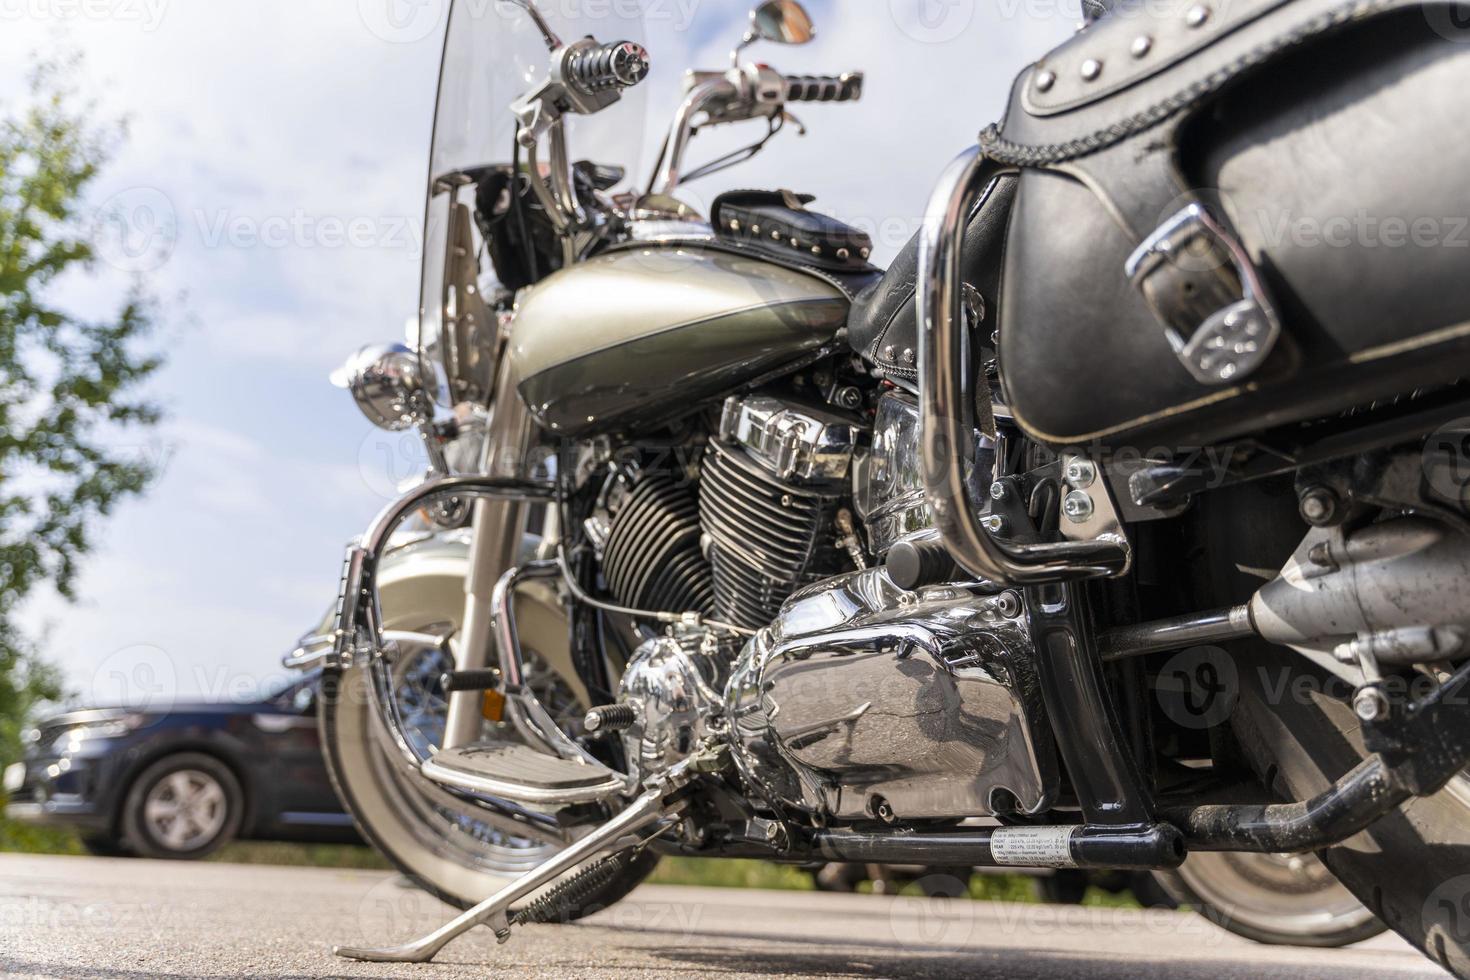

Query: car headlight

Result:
[62,714,146,745]
[3,762,25,794]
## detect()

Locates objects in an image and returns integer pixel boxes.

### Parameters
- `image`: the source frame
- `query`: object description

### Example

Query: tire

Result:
[1033,870,1090,905]
[120,753,242,860]
[1151,852,1384,946]
[319,552,655,917]
[79,834,131,858]
[1232,644,1470,971]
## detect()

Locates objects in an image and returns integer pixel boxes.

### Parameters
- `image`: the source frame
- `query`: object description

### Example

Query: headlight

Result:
[331,343,434,432]
[62,714,145,745]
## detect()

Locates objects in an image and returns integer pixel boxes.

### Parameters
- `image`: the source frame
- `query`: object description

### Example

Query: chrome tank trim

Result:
[724,568,1058,821]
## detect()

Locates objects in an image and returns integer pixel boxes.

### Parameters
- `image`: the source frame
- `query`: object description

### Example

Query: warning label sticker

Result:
[990,826,1078,868]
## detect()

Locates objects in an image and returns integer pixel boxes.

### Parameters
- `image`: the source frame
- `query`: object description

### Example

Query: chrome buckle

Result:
[1126,203,1281,386]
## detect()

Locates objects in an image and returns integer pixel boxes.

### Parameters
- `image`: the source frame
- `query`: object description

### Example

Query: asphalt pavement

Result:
[0,853,1447,979]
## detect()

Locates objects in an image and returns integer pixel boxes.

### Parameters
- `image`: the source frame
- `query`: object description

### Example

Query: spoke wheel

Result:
[318,550,656,912]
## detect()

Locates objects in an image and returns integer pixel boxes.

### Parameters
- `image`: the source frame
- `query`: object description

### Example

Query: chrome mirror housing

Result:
[332,343,434,432]
[749,1,814,46]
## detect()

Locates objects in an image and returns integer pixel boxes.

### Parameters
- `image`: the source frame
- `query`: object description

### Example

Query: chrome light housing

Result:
[332,343,434,432]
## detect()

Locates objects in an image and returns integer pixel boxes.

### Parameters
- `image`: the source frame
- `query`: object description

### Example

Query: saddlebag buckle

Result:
[1126,203,1281,386]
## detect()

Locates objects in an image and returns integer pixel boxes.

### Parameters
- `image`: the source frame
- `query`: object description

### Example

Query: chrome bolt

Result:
[901,348,916,365]
[1035,69,1056,92]
[1080,58,1103,82]
[991,591,1022,619]
[1299,486,1339,527]
[1354,687,1389,723]
[1063,490,1095,524]
[990,481,1009,502]
[1131,35,1153,58]
[1065,459,1097,489]
[982,514,1007,534]
[1185,3,1210,27]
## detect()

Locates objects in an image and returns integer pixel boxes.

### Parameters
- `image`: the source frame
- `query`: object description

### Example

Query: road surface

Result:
[0,853,1446,979]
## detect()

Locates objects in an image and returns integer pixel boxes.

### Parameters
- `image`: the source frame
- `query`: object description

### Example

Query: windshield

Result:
[418,0,650,407]
[430,0,649,187]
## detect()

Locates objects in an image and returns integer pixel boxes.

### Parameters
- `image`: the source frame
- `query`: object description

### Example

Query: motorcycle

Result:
[287,0,1470,972]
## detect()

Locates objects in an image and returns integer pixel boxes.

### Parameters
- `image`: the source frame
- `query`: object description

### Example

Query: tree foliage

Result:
[0,60,164,762]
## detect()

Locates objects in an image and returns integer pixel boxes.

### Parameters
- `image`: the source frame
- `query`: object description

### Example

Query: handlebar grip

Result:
[783,72,864,104]
[567,40,651,95]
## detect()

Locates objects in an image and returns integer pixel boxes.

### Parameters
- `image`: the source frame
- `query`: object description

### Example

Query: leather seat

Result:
[847,174,1018,387]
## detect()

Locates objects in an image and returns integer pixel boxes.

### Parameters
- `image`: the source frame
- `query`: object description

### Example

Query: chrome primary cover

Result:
[724,568,1057,822]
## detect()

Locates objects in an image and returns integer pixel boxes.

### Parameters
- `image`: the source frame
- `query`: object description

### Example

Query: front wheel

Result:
[318,549,655,914]
[1232,644,1470,972]
[120,752,242,860]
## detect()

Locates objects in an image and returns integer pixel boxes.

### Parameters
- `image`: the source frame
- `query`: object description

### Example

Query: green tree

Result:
[0,60,164,765]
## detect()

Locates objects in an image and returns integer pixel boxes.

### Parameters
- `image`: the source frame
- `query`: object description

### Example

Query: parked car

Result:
[3,671,358,859]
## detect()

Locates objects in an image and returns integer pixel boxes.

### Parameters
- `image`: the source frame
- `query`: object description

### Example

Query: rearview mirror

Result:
[749,1,815,45]
[733,0,815,63]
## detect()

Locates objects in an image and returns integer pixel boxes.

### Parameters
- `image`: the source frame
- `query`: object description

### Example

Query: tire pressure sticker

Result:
[990,826,1078,868]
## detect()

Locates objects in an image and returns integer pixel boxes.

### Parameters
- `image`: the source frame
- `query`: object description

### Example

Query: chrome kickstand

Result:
[334,782,679,964]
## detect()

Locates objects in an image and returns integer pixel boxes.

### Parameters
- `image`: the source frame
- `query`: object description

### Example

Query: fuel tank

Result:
[507,245,849,437]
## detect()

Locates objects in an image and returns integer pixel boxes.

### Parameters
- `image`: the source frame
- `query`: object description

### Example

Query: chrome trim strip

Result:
[419,759,626,807]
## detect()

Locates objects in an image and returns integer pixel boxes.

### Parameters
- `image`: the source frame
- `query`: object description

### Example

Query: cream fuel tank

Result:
[506,245,850,437]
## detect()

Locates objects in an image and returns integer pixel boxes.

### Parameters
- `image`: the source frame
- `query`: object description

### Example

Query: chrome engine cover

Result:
[618,631,726,782]
[724,568,1057,822]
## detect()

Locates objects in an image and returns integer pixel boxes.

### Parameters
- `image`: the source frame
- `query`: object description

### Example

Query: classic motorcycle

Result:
[287,0,1470,972]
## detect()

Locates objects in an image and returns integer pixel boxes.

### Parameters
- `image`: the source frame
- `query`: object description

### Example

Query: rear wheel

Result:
[1153,851,1384,946]
[1232,644,1470,972]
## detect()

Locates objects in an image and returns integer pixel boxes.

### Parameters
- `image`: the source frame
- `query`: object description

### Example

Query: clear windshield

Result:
[418,0,650,407]
[429,0,649,185]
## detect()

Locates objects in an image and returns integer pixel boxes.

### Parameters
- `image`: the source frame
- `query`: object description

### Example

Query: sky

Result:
[0,0,1073,709]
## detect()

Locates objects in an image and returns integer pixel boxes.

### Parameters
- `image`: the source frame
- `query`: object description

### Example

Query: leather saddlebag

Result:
[992,0,1470,449]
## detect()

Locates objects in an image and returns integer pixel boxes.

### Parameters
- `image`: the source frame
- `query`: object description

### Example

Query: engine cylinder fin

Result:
[603,472,715,617]
[700,440,844,630]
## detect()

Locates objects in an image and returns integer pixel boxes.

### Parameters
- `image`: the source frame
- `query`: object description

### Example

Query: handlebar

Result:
[783,72,864,104]
[567,40,651,96]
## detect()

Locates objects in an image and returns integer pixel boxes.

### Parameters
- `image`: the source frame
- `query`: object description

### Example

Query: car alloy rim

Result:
[143,769,228,850]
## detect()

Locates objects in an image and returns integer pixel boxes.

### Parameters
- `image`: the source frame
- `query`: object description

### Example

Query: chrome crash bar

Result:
[917,146,1131,585]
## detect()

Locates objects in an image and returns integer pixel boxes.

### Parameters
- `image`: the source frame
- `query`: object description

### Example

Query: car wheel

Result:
[121,753,243,860]
[79,834,131,858]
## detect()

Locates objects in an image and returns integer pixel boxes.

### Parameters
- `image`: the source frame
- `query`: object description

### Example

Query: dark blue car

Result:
[3,672,357,859]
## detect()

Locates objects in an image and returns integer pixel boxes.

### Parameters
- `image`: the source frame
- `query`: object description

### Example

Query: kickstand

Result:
[334,783,679,964]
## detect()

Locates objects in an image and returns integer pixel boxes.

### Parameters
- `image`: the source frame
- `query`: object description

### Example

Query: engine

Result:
[600,393,862,630]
